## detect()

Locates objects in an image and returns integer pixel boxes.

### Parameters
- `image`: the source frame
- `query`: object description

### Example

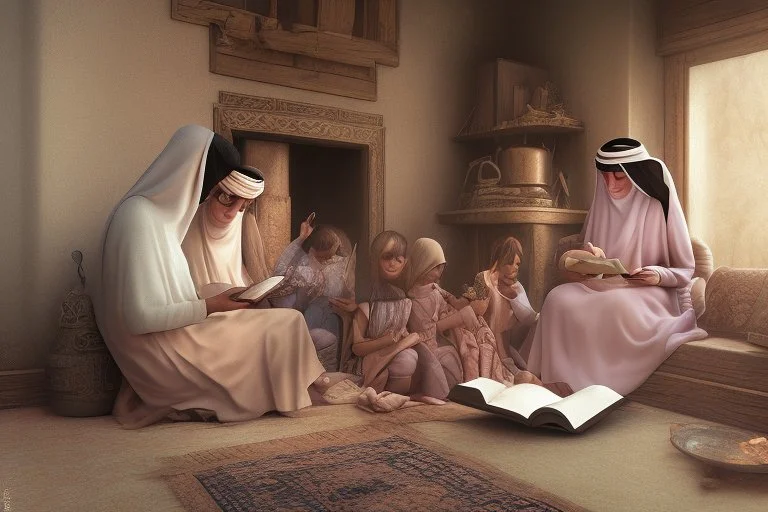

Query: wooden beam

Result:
[376,0,397,50]
[210,29,377,100]
[658,0,768,56]
[318,0,356,35]
[255,25,398,67]
[172,0,278,30]
[174,0,398,67]
[663,54,688,213]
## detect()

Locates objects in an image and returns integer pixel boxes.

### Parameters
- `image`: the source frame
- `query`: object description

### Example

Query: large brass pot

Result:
[496,146,552,187]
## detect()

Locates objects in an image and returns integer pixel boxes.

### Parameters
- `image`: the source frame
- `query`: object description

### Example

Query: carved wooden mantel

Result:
[214,91,385,247]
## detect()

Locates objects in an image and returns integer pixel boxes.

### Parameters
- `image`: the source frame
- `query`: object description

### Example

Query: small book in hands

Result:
[448,377,625,434]
[563,250,629,276]
[230,276,285,304]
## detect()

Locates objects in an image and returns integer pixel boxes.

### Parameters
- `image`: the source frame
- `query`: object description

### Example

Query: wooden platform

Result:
[630,337,768,432]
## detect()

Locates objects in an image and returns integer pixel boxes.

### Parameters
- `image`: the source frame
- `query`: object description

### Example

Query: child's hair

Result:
[369,230,408,299]
[489,236,523,272]
[302,224,341,254]
[370,230,407,271]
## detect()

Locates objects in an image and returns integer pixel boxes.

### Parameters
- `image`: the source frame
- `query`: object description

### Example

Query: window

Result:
[688,49,768,268]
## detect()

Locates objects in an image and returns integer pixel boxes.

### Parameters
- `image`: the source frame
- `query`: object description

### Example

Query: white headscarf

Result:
[182,200,250,294]
[93,125,213,336]
[218,169,264,199]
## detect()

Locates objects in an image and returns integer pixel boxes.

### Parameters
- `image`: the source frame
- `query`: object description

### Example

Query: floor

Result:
[1,401,767,511]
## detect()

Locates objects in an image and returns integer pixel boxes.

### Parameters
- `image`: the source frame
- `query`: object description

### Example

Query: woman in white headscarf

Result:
[525,138,707,395]
[92,125,326,428]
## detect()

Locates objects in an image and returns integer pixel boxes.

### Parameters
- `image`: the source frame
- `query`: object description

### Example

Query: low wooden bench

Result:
[631,336,768,432]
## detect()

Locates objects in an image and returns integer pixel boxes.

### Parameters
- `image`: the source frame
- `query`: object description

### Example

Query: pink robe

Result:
[407,282,514,386]
[526,166,707,395]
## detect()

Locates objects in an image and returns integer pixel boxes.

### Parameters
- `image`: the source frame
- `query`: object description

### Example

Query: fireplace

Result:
[214,92,385,296]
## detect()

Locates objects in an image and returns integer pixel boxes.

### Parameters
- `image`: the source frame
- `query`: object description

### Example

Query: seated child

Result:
[272,220,354,371]
[404,238,540,387]
[342,231,449,401]
[470,236,538,371]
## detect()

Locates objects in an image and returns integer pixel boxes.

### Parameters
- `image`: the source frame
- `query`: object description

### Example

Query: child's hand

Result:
[299,220,314,241]
[329,297,357,313]
[470,298,489,317]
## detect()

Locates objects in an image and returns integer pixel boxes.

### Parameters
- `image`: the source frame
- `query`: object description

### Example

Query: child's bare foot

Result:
[312,372,356,394]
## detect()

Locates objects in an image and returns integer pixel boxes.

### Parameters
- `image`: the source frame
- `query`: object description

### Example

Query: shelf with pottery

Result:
[444,61,588,309]
[443,123,588,311]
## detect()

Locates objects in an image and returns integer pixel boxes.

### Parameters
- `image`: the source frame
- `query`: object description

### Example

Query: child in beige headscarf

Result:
[343,231,450,402]
[404,238,539,387]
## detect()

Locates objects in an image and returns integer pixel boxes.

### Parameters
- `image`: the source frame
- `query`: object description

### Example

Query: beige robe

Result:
[93,125,324,428]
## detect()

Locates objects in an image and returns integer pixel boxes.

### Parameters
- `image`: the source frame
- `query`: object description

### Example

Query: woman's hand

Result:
[329,297,357,314]
[204,287,251,315]
[626,268,661,286]
[470,298,489,317]
[584,242,606,259]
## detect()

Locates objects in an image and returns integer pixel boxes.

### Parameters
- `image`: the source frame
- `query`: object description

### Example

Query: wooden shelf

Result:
[455,123,584,142]
[438,207,588,226]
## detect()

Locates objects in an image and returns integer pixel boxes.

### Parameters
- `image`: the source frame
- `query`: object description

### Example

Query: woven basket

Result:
[459,158,502,209]
[459,159,554,209]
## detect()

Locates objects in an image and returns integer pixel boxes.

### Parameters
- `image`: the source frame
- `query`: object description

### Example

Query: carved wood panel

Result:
[173,0,398,100]
[214,91,385,245]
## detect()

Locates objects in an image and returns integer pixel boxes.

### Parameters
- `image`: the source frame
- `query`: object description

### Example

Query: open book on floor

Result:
[448,378,625,434]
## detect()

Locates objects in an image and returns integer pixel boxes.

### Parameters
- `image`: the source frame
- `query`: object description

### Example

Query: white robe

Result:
[92,125,324,427]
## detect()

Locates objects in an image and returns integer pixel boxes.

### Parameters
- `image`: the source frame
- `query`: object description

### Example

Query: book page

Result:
[232,276,285,302]
[543,385,623,430]
[455,377,508,404]
[564,254,629,276]
[488,384,563,419]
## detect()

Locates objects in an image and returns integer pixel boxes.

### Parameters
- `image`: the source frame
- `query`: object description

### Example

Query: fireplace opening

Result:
[288,142,367,259]
[236,135,371,297]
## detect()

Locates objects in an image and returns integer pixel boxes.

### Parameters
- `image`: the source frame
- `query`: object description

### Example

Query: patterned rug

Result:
[163,423,587,512]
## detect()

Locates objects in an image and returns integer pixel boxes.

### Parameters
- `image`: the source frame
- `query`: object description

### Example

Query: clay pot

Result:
[46,288,121,417]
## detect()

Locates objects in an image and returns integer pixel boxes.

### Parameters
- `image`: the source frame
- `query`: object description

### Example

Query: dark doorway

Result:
[289,142,370,297]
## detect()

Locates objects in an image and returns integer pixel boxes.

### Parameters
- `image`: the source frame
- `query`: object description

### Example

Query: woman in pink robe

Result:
[525,138,707,395]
